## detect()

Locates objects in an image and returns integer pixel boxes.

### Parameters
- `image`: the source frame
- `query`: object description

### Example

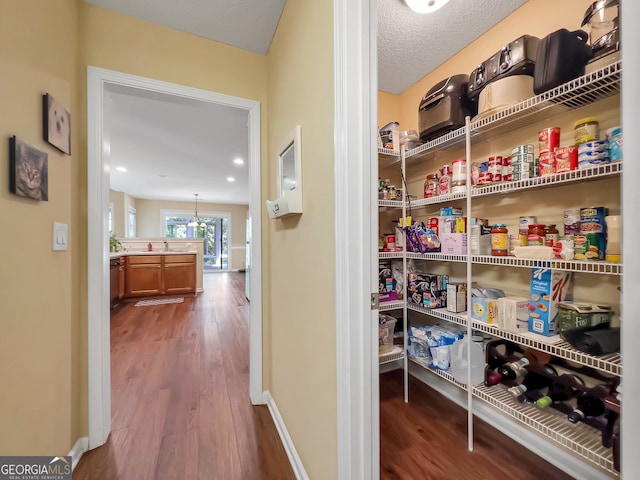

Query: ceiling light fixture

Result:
[405,0,450,14]
[115,166,127,172]
[227,177,235,182]
[233,158,244,165]
[187,194,207,227]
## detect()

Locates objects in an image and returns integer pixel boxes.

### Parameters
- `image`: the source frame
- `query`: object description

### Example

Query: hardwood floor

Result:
[380,370,575,480]
[74,272,295,480]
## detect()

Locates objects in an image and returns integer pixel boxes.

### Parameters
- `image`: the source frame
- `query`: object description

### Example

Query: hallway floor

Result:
[73,272,295,480]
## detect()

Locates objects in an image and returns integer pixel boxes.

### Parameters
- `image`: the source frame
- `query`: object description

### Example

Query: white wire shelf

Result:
[408,355,469,391]
[378,199,404,208]
[470,61,621,140]
[407,304,468,327]
[471,162,621,199]
[378,147,400,169]
[379,251,403,260]
[471,320,621,377]
[472,255,622,276]
[380,300,404,312]
[408,191,467,207]
[405,126,467,164]
[474,384,617,475]
[379,346,404,365]
[404,61,620,162]
[407,252,467,262]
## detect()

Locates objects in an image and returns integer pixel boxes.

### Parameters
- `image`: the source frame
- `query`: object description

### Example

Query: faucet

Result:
[164,241,169,252]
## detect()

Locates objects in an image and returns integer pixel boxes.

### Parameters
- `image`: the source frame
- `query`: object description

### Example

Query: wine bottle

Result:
[536,374,584,409]
[507,370,553,401]
[487,357,529,386]
[567,384,608,423]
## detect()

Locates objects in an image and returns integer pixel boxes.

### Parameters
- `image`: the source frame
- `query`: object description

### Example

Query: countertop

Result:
[110,250,197,259]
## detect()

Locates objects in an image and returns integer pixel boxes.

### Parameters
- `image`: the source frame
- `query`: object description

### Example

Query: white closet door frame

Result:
[334,0,379,478]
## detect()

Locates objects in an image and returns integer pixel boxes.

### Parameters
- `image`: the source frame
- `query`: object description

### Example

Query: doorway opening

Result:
[87,67,263,450]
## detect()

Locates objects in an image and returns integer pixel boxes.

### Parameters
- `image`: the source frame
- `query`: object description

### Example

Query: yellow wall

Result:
[267,0,337,477]
[133,198,248,270]
[109,189,125,236]
[0,0,80,455]
[378,90,401,132]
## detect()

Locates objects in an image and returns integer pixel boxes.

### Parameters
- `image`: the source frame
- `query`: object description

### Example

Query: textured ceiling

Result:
[106,84,250,205]
[378,0,528,94]
[83,0,286,54]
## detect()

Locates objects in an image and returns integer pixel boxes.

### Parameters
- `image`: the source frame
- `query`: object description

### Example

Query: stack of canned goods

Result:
[511,144,535,181]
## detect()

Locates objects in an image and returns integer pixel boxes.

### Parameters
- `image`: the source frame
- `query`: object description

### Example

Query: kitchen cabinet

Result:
[125,255,163,296]
[163,254,196,294]
[378,61,622,478]
[124,254,196,297]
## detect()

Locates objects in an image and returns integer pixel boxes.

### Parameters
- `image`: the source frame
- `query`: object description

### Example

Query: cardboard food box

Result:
[379,262,398,303]
[447,283,467,313]
[407,273,448,308]
[440,233,467,255]
[497,296,529,333]
[528,268,573,336]
[471,297,499,324]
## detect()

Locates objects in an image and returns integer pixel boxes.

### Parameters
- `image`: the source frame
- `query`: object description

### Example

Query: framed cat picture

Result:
[9,136,49,201]
[43,93,71,154]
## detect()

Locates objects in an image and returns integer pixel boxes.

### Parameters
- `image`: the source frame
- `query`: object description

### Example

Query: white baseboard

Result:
[68,436,89,471]
[263,391,309,480]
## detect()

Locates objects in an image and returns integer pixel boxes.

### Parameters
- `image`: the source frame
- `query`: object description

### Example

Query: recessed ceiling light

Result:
[405,0,449,14]
[115,166,127,172]
[233,158,244,165]
[227,177,235,182]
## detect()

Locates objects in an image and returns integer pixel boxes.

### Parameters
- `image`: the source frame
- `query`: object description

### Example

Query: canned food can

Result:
[471,162,481,185]
[452,159,467,183]
[539,127,561,154]
[539,151,556,176]
[512,144,534,155]
[511,153,534,164]
[575,207,608,260]
[441,164,452,176]
[451,185,466,194]
[554,146,578,173]
[509,234,521,255]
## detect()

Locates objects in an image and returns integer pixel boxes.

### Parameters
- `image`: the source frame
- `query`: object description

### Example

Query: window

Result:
[108,202,114,234]
[161,209,231,271]
[127,206,137,237]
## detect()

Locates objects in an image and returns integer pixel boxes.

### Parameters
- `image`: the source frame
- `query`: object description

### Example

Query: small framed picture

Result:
[9,136,49,201]
[43,93,71,154]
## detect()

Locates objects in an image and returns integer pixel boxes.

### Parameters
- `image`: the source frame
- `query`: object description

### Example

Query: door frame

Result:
[334,0,379,478]
[86,67,263,448]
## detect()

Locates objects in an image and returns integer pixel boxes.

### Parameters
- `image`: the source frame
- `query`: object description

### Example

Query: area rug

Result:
[134,297,184,307]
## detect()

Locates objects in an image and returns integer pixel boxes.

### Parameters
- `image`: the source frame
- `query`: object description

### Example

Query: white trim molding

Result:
[334,0,378,479]
[68,437,89,471]
[87,67,264,451]
[264,391,309,480]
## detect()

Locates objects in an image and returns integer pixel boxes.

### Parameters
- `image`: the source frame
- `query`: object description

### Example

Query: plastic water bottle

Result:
[451,336,485,385]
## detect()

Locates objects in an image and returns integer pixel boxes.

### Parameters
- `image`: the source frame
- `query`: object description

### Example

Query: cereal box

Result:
[528,268,573,336]
[471,298,498,324]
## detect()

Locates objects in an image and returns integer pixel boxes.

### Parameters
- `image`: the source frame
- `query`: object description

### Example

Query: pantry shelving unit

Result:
[377,60,622,479]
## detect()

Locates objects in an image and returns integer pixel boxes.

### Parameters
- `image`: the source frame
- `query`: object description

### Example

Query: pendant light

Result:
[187,194,207,227]
[405,0,450,14]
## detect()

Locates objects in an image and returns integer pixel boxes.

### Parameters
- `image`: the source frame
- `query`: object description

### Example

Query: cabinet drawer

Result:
[127,255,162,264]
[164,254,195,264]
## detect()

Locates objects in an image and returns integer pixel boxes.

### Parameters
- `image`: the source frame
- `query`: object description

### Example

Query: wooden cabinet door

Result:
[126,256,163,296]
[110,261,119,308]
[118,264,125,299]
[163,255,196,294]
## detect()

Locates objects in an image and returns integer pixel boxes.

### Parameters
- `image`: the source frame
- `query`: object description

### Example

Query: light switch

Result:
[53,222,68,251]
